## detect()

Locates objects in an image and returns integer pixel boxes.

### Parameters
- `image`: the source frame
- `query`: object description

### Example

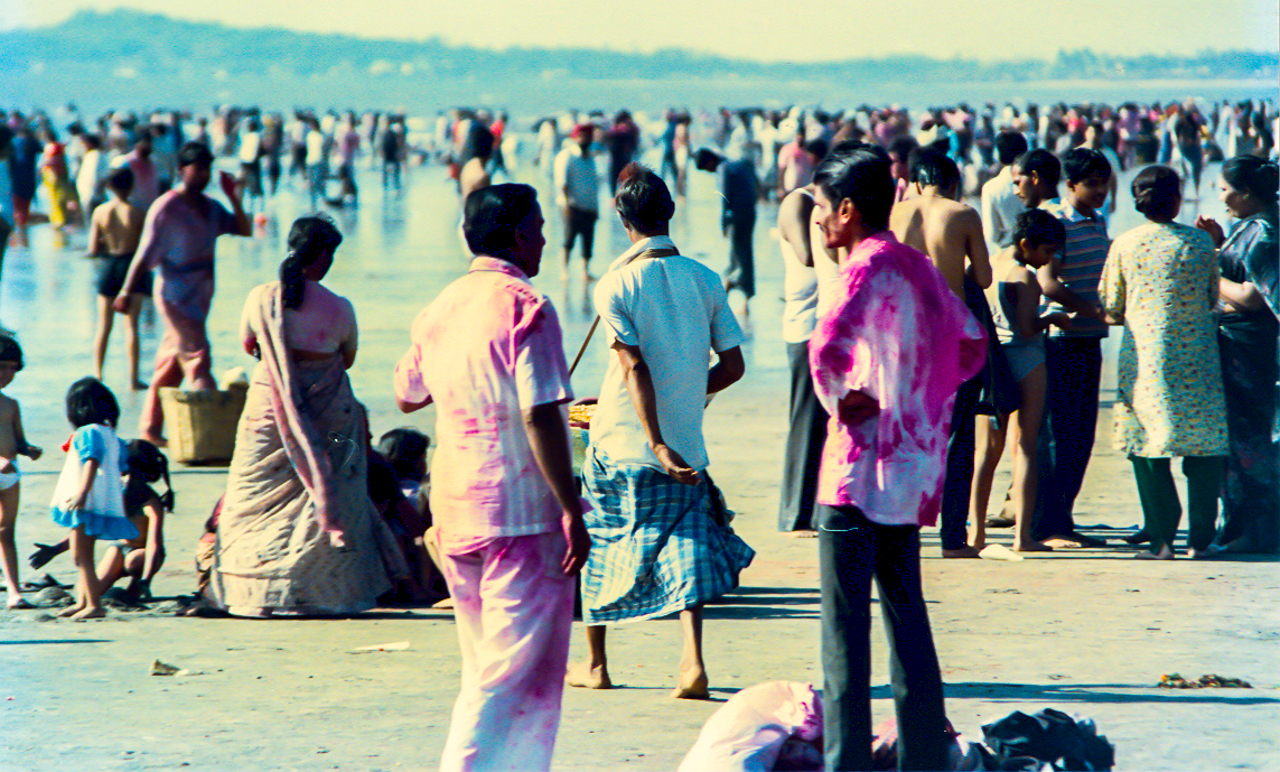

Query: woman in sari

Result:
[209,215,406,616]
[1196,155,1280,554]
[39,131,77,229]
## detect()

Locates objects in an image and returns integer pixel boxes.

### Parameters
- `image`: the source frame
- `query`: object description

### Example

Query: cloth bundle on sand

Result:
[209,285,406,617]
[580,450,755,624]
[678,681,824,772]
[981,709,1114,771]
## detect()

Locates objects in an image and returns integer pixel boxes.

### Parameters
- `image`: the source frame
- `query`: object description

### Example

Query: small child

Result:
[377,427,430,513]
[970,209,1073,553]
[89,167,149,390]
[50,378,135,620]
[0,337,43,610]
[96,439,173,603]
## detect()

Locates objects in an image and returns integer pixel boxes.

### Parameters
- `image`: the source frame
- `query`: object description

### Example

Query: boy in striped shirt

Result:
[1035,148,1112,547]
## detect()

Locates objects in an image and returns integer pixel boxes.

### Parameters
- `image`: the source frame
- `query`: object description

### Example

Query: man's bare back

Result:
[890,193,991,298]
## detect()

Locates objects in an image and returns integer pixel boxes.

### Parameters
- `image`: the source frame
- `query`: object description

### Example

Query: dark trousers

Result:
[724,213,756,298]
[1130,456,1225,553]
[778,341,829,531]
[939,376,980,550]
[1033,337,1103,540]
[817,505,949,772]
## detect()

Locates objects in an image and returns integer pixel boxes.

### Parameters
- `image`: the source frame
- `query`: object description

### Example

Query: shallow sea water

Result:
[0,144,1231,463]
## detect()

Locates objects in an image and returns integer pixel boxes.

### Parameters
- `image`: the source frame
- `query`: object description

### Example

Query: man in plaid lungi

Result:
[569,164,752,700]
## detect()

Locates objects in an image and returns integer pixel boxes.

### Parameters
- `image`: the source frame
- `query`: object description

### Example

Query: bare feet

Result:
[942,546,982,558]
[566,663,613,690]
[671,667,709,700]
[6,595,34,610]
[969,535,987,550]
[1042,532,1107,549]
[58,603,87,618]
[1135,547,1174,560]
[1013,540,1053,552]
[70,605,106,620]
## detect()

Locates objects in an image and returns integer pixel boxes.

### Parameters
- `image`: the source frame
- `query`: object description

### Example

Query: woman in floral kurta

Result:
[1101,165,1227,559]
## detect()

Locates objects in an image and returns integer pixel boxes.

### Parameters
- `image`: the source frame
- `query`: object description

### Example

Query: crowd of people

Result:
[0,95,1277,770]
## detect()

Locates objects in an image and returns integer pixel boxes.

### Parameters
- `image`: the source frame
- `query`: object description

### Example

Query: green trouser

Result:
[1129,456,1225,553]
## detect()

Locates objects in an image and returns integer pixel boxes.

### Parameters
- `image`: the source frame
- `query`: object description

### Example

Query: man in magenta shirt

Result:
[808,144,986,771]
[394,183,589,772]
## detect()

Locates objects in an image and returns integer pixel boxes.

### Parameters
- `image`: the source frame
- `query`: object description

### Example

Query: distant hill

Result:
[2,9,1276,114]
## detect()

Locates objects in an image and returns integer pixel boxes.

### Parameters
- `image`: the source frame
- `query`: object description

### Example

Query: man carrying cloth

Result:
[394,183,589,772]
[808,144,987,771]
[116,142,250,446]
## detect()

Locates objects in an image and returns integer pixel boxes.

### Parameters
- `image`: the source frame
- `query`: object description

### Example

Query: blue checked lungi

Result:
[580,448,756,625]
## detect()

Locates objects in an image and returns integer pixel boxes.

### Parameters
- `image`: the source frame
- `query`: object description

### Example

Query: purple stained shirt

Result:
[134,190,237,321]
[809,231,987,527]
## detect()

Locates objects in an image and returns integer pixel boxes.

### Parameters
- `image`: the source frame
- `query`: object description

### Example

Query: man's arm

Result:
[707,346,744,394]
[523,402,590,575]
[612,341,699,485]
[396,396,432,413]
[1037,258,1101,318]
[962,207,992,289]
[777,189,815,267]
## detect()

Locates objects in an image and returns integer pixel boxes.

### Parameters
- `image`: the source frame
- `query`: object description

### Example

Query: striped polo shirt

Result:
[1044,200,1110,338]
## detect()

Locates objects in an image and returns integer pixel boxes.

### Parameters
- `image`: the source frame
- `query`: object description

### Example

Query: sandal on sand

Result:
[985,516,1016,529]
[6,597,35,610]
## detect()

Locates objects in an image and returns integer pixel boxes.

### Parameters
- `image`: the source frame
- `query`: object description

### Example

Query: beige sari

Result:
[210,284,406,616]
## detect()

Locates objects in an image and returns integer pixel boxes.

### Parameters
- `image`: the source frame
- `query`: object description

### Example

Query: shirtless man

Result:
[890,148,991,558]
[889,148,991,298]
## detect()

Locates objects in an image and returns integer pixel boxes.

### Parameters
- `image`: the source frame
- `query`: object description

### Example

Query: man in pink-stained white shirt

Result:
[806,143,986,772]
[394,183,590,772]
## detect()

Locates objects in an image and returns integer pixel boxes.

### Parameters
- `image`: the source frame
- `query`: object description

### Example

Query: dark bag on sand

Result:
[982,709,1114,771]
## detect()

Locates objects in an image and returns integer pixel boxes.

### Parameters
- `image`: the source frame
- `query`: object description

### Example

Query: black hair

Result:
[0,336,22,370]
[107,166,134,195]
[804,138,829,162]
[377,427,430,483]
[463,183,540,258]
[813,142,894,233]
[282,215,343,310]
[1222,154,1280,205]
[1012,149,1061,187]
[82,133,102,150]
[1062,147,1111,185]
[995,130,1028,166]
[126,439,174,511]
[1131,165,1182,222]
[888,135,918,162]
[693,148,722,172]
[65,377,120,428]
[465,124,494,162]
[909,147,961,191]
[177,141,214,168]
[1011,208,1066,259]
[614,163,675,234]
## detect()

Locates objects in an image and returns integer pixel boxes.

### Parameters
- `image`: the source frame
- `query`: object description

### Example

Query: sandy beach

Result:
[2,150,1277,771]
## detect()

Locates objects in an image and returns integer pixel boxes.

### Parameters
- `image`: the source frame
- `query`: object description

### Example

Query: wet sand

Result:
[2,151,1277,771]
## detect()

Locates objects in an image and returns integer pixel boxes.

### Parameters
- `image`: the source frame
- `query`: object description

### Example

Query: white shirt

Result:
[239,132,261,164]
[779,189,820,344]
[305,129,326,167]
[589,236,745,471]
[76,148,107,209]
[980,166,1023,254]
[553,145,599,211]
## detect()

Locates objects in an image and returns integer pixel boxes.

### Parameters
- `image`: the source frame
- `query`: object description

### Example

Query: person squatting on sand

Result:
[568,164,754,700]
[807,143,987,770]
[395,183,590,772]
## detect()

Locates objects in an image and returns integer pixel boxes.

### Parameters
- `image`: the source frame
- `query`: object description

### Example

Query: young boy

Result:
[89,167,149,390]
[0,336,43,609]
[1035,148,1112,548]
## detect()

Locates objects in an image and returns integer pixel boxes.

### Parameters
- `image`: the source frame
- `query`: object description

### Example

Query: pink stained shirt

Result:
[131,189,238,322]
[777,142,814,193]
[394,257,575,538]
[809,231,987,527]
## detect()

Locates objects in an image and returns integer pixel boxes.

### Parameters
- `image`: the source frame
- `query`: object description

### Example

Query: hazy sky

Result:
[2,0,1278,62]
